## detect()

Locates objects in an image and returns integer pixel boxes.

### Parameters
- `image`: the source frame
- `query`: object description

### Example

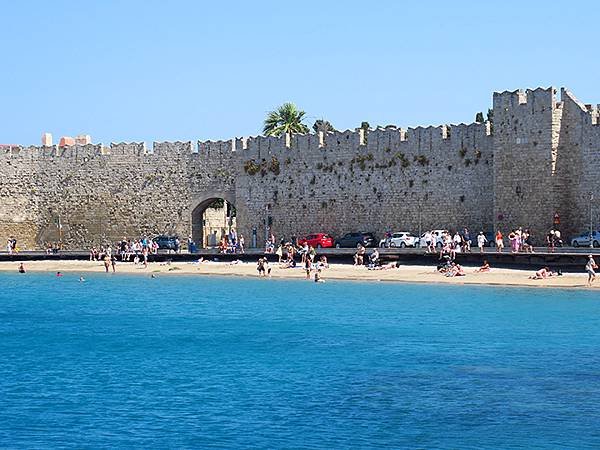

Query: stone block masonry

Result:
[1,87,597,249]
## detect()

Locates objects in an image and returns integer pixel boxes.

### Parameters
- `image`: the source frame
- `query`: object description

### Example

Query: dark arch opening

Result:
[191,198,237,249]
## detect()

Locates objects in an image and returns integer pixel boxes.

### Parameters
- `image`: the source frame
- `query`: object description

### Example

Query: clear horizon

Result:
[3,0,600,146]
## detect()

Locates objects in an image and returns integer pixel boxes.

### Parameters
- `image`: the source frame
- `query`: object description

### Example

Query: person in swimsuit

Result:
[475,260,490,272]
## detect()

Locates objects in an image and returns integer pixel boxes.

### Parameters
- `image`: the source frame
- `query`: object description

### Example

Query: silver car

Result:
[571,231,600,248]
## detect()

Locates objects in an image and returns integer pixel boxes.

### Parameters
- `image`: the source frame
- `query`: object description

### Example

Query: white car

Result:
[379,232,418,248]
[416,229,448,248]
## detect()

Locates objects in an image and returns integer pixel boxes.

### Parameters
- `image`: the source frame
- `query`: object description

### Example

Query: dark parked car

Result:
[154,235,179,250]
[334,232,377,248]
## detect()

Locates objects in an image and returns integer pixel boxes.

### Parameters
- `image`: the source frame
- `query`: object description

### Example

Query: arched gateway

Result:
[191,191,236,248]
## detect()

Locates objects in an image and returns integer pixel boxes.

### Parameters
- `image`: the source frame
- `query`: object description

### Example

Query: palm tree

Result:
[312,119,336,134]
[263,102,309,137]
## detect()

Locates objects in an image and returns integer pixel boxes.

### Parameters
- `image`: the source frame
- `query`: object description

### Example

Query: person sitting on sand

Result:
[475,260,491,273]
[317,255,329,269]
[437,255,453,273]
[368,248,380,268]
[354,245,366,266]
[529,266,552,280]
[445,263,466,277]
[18,263,25,273]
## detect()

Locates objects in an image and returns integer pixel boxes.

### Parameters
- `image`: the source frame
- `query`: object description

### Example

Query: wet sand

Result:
[2,259,597,289]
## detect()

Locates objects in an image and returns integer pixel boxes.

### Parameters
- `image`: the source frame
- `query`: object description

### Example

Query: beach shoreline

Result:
[3,259,596,290]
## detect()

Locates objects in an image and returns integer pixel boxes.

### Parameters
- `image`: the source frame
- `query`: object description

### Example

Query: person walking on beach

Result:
[586,254,597,286]
[257,257,271,277]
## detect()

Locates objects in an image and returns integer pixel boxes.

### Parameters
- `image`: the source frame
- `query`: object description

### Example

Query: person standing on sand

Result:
[304,256,312,279]
[142,246,149,268]
[103,255,111,273]
[586,255,597,286]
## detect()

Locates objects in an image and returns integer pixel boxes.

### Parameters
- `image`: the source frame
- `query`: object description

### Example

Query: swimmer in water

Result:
[56,272,63,277]
[314,269,324,283]
[79,276,85,282]
[151,274,156,279]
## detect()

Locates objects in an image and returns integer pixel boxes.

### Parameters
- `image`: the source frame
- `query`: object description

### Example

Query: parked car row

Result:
[296,232,377,248]
[295,230,600,250]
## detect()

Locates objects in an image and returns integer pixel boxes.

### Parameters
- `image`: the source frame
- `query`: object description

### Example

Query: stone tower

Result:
[492,87,563,240]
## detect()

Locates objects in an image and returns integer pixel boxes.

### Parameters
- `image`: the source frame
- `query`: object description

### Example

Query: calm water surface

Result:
[0,273,599,449]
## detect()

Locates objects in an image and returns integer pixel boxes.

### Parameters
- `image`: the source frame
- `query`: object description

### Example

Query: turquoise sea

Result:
[1,273,599,449]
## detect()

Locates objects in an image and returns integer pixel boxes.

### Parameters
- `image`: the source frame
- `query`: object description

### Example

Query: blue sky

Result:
[3,1,600,145]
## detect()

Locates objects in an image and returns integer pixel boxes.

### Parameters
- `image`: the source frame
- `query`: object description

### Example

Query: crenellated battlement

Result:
[493,86,558,112]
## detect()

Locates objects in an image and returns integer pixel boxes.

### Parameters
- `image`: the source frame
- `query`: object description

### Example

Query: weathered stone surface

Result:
[1,87,596,249]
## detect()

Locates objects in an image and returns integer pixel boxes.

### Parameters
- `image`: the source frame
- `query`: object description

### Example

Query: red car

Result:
[298,233,334,248]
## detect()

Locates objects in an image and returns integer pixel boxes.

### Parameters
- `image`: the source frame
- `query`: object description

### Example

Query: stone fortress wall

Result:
[1,86,597,249]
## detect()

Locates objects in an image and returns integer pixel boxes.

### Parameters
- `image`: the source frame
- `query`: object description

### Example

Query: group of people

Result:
[217,229,245,254]
[89,237,160,267]
[422,229,491,259]
[505,228,535,253]
[422,227,563,256]
[354,245,381,268]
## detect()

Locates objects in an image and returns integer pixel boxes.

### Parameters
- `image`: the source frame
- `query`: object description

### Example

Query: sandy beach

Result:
[2,259,597,289]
